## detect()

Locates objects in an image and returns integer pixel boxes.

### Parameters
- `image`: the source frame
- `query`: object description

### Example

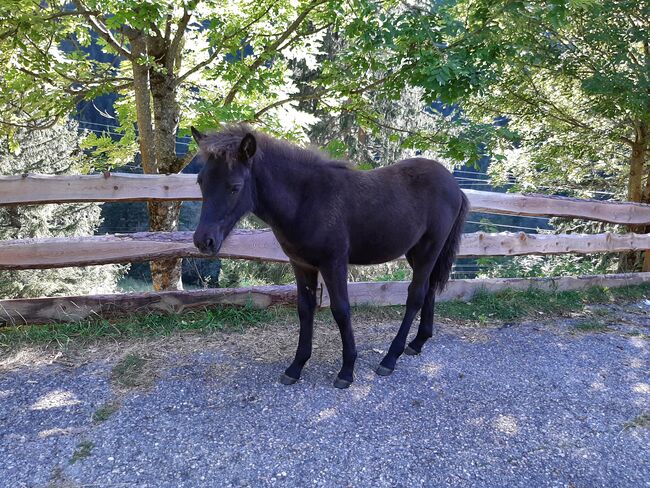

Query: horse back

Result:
[342,158,463,264]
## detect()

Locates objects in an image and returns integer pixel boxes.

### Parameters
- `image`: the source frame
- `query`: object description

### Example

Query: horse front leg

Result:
[280,261,318,385]
[319,260,357,389]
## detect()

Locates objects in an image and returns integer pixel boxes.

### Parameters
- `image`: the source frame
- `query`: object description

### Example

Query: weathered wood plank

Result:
[459,231,650,257]
[2,273,647,325]
[2,173,650,224]
[0,173,200,204]
[0,285,297,325]
[322,272,650,307]
[2,230,650,270]
[464,189,650,224]
[0,229,287,270]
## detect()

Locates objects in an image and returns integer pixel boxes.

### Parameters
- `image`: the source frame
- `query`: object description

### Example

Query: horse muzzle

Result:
[193,229,223,256]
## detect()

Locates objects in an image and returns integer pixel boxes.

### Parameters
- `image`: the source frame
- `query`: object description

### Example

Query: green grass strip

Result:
[1,283,648,349]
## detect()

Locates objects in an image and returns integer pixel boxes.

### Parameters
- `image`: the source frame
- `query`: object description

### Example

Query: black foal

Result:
[191,124,469,388]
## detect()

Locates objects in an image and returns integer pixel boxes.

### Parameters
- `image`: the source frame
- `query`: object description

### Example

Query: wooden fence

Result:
[1,173,649,325]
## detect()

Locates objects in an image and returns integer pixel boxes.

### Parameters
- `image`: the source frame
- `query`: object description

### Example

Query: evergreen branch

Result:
[275,20,334,53]
[253,91,328,119]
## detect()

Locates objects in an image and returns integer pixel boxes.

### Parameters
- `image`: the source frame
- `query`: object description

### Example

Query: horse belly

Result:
[348,230,418,265]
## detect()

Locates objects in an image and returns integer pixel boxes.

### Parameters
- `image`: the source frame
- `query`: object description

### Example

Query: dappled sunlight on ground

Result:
[466,416,485,427]
[632,382,649,394]
[492,414,519,436]
[1,304,649,487]
[314,407,337,423]
[630,337,647,349]
[629,357,645,369]
[0,348,57,372]
[350,383,372,401]
[30,389,81,410]
[590,380,606,391]
[420,361,443,379]
[38,427,82,438]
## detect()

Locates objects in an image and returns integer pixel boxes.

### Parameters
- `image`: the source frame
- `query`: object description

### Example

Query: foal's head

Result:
[191,126,258,255]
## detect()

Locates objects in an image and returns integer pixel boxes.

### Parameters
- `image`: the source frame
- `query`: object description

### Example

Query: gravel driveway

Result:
[1,302,649,488]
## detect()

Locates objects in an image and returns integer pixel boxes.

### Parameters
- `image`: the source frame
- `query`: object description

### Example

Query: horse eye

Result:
[230,184,242,194]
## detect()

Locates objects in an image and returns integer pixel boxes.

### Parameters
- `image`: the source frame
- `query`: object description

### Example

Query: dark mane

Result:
[198,124,351,169]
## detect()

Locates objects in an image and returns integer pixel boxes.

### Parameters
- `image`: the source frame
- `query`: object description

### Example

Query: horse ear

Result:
[191,126,205,144]
[238,133,257,163]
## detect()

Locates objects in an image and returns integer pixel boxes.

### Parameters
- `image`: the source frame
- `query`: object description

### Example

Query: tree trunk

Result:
[639,124,650,272]
[130,36,156,175]
[130,34,183,291]
[147,48,184,291]
[620,120,648,272]
[147,203,182,290]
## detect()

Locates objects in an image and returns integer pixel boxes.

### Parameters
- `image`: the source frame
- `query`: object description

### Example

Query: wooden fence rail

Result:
[3,173,650,224]
[2,229,650,270]
[1,273,647,325]
[1,173,649,325]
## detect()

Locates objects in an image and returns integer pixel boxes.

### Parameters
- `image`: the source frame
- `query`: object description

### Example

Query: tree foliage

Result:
[2,0,648,286]
[1,0,453,289]
[2,0,408,159]
[453,0,650,204]
[398,0,650,273]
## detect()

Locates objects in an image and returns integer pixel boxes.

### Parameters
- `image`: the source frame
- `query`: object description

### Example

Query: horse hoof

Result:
[333,377,352,389]
[279,373,298,385]
[404,345,420,356]
[376,365,394,376]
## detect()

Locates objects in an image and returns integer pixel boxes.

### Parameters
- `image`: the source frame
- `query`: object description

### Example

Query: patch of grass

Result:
[573,319,610,332]
[587,306,611,317]
[438,287,582,323]
[437,283,650,324]
[373,268,412,282]
[69,440,93,464]
[623,411,650,430]
[0,302,282,348]
[92,401,120,423]
[1,283,648,348]
[111,354,148,389]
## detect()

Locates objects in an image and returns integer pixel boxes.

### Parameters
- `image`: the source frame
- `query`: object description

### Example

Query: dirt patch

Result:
[111,354,148,388]
[204,362,238,381]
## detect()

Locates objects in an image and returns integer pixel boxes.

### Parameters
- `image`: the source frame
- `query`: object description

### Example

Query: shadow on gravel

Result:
[1,303,648,488]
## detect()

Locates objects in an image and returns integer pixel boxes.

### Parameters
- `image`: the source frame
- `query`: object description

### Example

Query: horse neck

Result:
[250,142,311,231]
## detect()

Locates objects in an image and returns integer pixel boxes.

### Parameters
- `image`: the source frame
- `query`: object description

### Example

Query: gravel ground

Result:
[1,301,649,488]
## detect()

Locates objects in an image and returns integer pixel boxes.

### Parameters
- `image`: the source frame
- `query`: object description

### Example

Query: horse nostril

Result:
[205,237,215,251]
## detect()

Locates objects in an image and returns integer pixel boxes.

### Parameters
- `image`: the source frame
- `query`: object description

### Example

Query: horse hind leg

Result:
[404,276,435,356]
[376,238,444,376]
[405,199,467,356]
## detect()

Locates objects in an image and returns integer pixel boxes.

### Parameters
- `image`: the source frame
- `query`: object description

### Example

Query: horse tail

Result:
[430,191,470,294]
